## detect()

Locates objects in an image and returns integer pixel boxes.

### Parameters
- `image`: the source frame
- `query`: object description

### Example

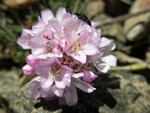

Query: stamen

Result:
[76,46,79,51]
[56,69,60,73]
[78,44,81,46]
[72,45,76,52]
[54,74,59,76]
[73,40,79,45]
[78,33,80,36]
[46,36,49,39]
[53,66,57,70]
[49,67,51,70]
[49,72,53,75]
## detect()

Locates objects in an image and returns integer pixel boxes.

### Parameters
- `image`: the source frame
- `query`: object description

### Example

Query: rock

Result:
[85,0,105,18]
[126,23,145,41]
[145,47,150,69]
[0,69,62,113]
[123,0,150,41]
[99,72,150,113]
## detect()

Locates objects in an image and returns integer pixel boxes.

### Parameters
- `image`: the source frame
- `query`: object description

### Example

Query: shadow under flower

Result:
[34,73,120,113]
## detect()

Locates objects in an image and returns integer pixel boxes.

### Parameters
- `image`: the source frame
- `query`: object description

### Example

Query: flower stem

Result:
[109,63,147,71]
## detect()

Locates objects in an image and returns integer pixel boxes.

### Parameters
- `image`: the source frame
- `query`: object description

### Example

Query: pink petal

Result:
[41,9,54,23]
[64,85,78,106]
[40,75,54,89]
[71,51,86,64]
[26,77,41,90]
[56,7,66,21]
[28,37,42,48]
[48,19,63,36]
[82,43,98,56]
[32,24,44,34]
[101,55,117,67]
[35,58,55,75]
[63,30,73,44]
[38,16,46,26]
[77,30,90,45]
[91,52,104,62]
[35,64,49,75]
[26,54,40,67]
[47,48,63,58]
[54,76,66,89]
[29,37,47,58]
[22,64,35,76]
[91,21,99,27]
[17,29,33,49]
[53,86,64,97]
[95,63,110,73]
[99,37,116,53]
[61,13,71,22]
[26,77,41,99]
[61,65,73,74]
[73,79,96,93]
[77,25,92,33]
[60,65,72,87]
[72,72,84,78]
[41,85,54,98]
[62,17,80,33]
[83,70,97,82]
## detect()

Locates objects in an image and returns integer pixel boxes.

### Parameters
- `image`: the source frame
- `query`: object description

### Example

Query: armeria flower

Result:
[35,58,73,89]
[17,7,117,106]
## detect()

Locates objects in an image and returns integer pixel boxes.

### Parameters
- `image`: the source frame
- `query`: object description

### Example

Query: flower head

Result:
[18,7,116,106]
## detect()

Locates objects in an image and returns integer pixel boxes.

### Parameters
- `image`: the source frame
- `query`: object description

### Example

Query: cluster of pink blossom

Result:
[17,7,116,106]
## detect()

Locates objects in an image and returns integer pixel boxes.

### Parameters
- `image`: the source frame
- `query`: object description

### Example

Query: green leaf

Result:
[20,75,36,87]
[8,25,24,33]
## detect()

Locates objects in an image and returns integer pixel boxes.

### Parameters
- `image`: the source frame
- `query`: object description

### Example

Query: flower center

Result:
[49,64,60,76]
[45,42,55,52]
[71,40,83,52]
[60,55,82,72]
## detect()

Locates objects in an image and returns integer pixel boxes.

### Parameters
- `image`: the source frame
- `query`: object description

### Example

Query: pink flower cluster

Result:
[17,7,116,106]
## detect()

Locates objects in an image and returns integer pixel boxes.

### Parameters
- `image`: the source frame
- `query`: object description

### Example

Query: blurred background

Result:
[0,0,150,113]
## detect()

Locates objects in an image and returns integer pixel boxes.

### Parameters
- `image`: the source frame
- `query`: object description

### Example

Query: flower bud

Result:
[22,64,35,76]
[26,54,40,67]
